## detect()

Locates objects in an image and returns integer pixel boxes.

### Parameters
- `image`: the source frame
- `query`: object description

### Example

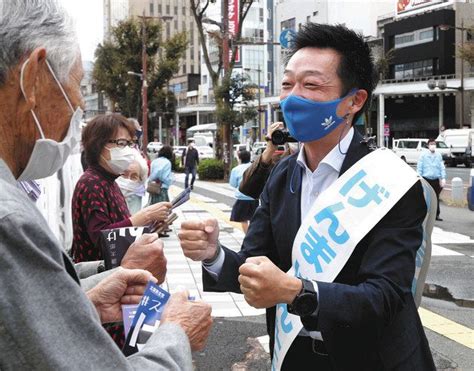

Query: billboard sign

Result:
[396,0,443,15]
[228,0,240,63]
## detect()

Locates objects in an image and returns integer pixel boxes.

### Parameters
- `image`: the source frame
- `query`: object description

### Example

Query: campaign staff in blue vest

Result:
[179,23,435,370]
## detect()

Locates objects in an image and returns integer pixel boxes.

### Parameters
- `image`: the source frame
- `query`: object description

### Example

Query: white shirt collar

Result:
[296,127,354,174]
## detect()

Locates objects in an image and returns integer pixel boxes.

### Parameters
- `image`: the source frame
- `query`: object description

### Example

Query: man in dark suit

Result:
[178,23,435,370]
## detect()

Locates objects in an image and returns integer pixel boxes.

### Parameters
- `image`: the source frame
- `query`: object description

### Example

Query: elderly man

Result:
[179,23,435,370]
[0,1,211,369]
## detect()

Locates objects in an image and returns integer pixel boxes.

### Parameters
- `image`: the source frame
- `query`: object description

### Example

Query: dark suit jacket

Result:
[203,131,435,370]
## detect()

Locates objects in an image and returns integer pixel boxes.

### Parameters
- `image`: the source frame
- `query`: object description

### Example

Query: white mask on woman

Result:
[428,144,436,152]
[103,146,136,174]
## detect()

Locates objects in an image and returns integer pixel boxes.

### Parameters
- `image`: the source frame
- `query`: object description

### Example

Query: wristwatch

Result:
[287,278,319,317]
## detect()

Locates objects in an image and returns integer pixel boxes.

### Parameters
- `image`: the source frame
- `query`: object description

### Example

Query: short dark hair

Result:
[82,114,135,166]
[428,138,436,144]
[158,145,173,161]
[238,150,251,164]
[287,23,378,125]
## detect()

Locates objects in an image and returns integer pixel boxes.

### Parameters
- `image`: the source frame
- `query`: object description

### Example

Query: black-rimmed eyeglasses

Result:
[108,139,138,149]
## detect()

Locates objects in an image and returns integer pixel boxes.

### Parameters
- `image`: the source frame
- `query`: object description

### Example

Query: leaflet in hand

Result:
[171,187,191,209]
[122,281,170,356]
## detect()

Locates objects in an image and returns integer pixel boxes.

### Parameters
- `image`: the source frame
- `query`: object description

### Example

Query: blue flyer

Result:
[122,281,170,355]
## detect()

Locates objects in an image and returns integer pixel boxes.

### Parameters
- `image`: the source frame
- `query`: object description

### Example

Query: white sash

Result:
[271,148,419,370]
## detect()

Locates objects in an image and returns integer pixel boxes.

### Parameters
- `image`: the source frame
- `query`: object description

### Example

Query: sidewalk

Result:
[161,185,266,318]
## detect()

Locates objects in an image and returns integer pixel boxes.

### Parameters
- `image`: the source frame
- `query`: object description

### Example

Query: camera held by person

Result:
[270,129,297,145]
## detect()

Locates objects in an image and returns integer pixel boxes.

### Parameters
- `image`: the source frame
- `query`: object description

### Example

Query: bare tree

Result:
[190,0,254,177]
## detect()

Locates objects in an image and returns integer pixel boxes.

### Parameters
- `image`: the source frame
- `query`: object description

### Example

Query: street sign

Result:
[279,29,296,49]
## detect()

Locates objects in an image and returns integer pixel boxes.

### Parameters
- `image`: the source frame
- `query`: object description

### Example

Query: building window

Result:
[191,65,194,74]
[158,4,162,13]
[149,2,154,15]
[174,6,178,15]
[394,27,434,49]
[281,18,296,31]
[166,4,170,14]
[182,6,186,16]
[394,59,433,79]
[202,75,207,84]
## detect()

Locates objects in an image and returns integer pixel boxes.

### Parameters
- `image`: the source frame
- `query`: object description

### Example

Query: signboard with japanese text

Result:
[228,0,240,63]
[396,0,444,15]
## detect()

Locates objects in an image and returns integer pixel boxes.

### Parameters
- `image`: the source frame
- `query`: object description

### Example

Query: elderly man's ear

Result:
[19,47,47,111]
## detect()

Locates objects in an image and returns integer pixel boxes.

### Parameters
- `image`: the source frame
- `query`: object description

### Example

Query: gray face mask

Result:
[17,59,83,181]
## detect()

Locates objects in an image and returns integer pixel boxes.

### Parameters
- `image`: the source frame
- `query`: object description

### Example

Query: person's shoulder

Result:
[0,179,31,219]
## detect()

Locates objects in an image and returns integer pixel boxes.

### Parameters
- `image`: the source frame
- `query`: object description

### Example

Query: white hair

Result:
[0,0,79,86]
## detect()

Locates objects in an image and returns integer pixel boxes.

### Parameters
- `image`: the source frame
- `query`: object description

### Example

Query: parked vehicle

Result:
[186,123,216,148]
[437,129,474,168]
[146,141,163,160]
[392,138,450,165]
[172,145,186,157]
[233,143,251,160]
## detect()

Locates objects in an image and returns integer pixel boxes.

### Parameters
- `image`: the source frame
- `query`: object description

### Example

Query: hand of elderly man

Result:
[238,256,302,309]
[178,218,220,262]
[161,290,213,351]
[86,267,156,324]
[121,233,167,284]
[130,202,172,226]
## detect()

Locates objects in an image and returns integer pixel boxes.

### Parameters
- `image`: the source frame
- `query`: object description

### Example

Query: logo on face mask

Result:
[280,89,357,143]
[17,59,82,181]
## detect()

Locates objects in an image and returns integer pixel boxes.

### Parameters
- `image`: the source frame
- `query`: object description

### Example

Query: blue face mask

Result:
[280,90,356,142]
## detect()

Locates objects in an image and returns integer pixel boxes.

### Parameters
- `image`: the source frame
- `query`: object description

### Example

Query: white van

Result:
[437,129,474,167]
[392,138,450,165]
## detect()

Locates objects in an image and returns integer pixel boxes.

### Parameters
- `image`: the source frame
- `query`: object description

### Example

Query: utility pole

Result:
[140,12,149,150]
[257,65,262,141]
[460,18,465,128]
[222,0,231,176]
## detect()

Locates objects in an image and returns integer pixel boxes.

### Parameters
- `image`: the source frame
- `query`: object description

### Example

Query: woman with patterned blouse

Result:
[71,114,171,347]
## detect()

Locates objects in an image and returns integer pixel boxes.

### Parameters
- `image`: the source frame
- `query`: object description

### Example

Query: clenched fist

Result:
[238,256,301,309]
[178,218,220,262]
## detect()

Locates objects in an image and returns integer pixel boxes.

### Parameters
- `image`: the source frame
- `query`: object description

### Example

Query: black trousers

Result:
[423,177,441,217]
[281,336,334,371]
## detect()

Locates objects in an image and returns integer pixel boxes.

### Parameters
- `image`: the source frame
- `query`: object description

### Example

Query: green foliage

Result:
[173,157,184,173]
[93,17,187,128]
[214,73,258,128]
[197,159,225,180]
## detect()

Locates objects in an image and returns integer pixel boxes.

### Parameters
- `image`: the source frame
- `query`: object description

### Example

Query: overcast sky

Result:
[61,0,103,62]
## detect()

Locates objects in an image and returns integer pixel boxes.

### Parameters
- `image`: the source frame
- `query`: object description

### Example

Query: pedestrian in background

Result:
[417,138,446,221]
[182,138,199,190]
[149,145,174,204]
[229,150,259,233]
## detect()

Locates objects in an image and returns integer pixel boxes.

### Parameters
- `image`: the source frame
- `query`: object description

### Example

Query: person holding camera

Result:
[179,23,434,370]
[239,122,299,199]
